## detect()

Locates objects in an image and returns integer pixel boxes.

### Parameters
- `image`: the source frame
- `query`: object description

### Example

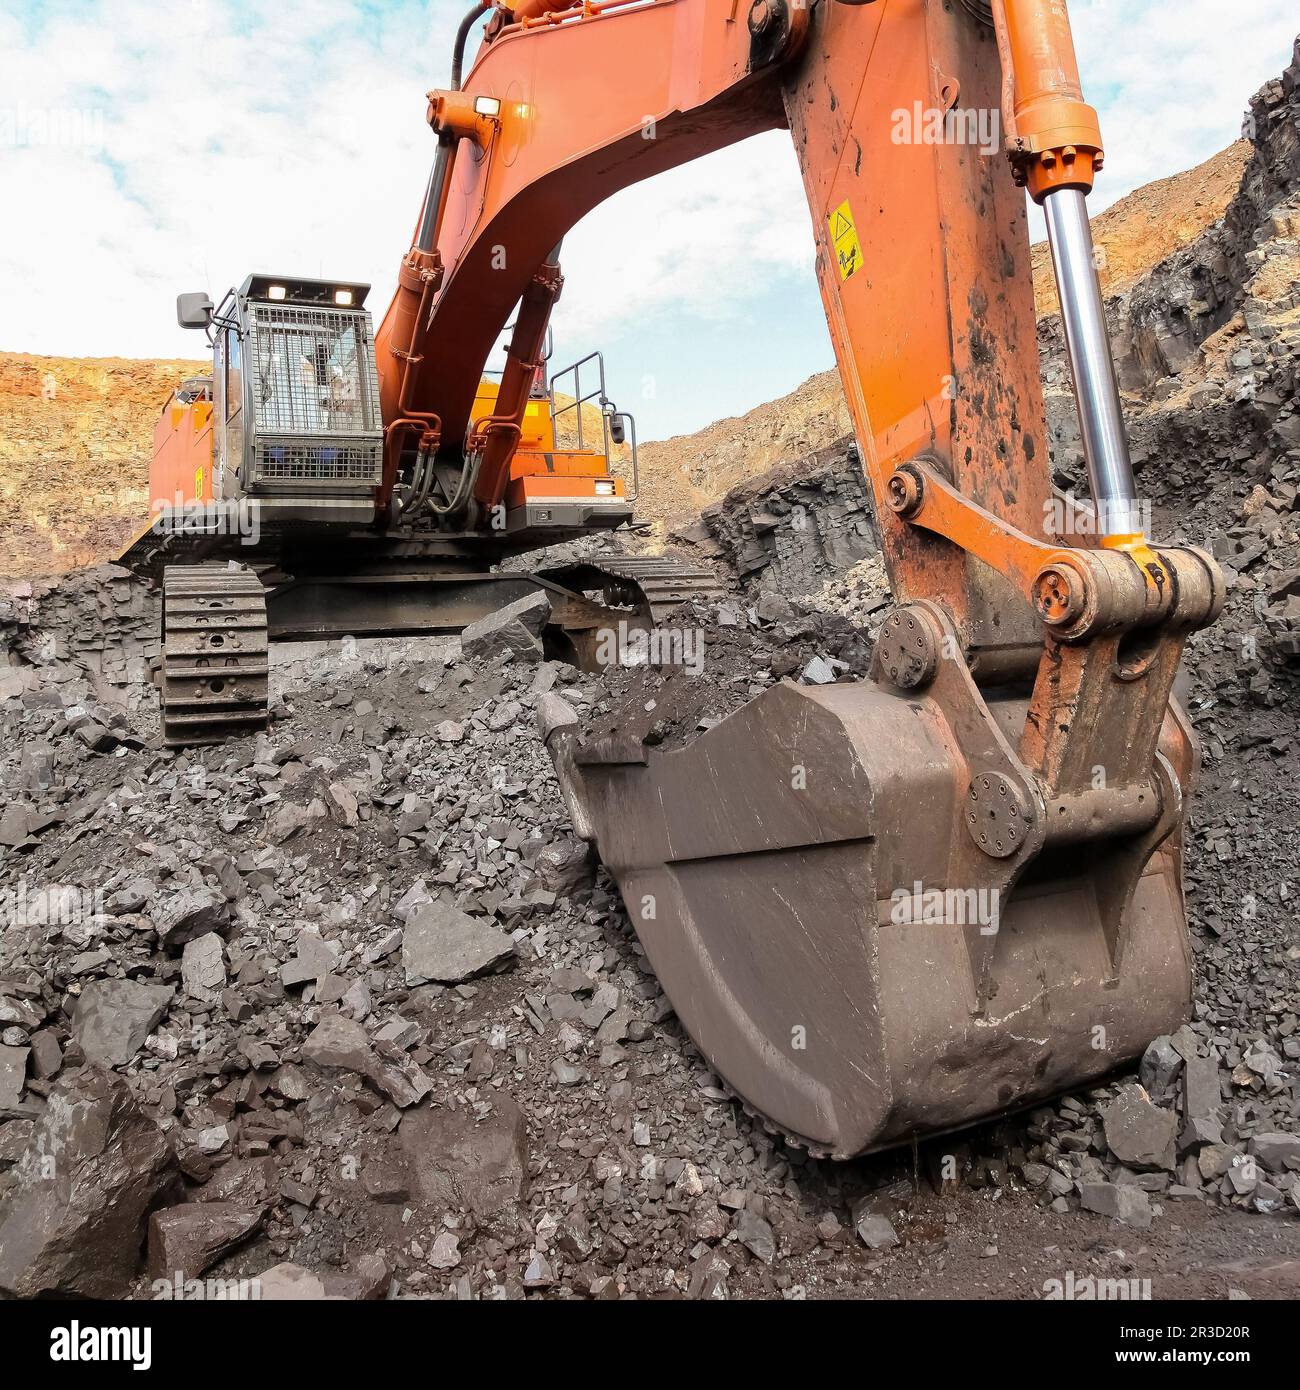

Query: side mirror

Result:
[608,415,627,446]
[177,291,214,330]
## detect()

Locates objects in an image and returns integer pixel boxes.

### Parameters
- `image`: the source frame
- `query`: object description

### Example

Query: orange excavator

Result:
[142,0,1223,1153]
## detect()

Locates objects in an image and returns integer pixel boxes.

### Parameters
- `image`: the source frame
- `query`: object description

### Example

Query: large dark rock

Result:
[402,899,517,985]
[0,1066,180,1297]
[400,1092,528,1225]
[147,1202,264,1283]
[302,1013,432,1110]
[460,591,551,665]
[154,888,231,951]
[1080,1180,1153,1230]
[0,1044,28,1107]
[1101,1084,1179,1172]
[532,836,598,899]
[1182,1053,1224,1124]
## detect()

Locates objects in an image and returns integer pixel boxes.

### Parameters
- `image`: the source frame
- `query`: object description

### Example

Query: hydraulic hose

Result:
[450,0,492,90]
[427,449,483,518]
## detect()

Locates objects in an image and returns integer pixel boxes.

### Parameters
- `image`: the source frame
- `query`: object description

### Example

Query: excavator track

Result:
[539,553,728,628]
[589,555,729,624]
[160,564,270,748]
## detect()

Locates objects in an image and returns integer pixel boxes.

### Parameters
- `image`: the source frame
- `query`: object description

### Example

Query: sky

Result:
[0,0,1296,442]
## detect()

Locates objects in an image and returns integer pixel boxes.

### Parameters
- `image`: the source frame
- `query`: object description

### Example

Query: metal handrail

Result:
[549,349,607,453]
[549,349,638,501]
[609,410,639,503]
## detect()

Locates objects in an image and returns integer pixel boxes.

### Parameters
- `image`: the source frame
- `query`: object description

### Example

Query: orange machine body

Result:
[150,369,623,536]
[469,375,626,515]
[152,0,1113,598]
[151,389,214,514]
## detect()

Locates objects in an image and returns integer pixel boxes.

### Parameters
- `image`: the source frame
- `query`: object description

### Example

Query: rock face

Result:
[0,1067,179,1298]
[71,979,173,1068]
[674,440,879,598]
[1038,38,1300,670]
[402,899,517,985]
[0,564,158,700]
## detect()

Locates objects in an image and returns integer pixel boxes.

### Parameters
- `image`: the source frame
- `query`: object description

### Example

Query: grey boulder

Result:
[402,899,517,985]
[460,591,551,665]
[400,1092,528,1225]
[72,979,173,1068]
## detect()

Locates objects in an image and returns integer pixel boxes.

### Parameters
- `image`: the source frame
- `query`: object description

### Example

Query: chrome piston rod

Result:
[1043,186,1143,539]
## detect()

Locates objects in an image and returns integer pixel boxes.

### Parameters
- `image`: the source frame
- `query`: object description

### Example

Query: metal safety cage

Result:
[244,301,384,493]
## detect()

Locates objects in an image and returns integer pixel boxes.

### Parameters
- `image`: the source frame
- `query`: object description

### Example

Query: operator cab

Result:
[175,274,383,526]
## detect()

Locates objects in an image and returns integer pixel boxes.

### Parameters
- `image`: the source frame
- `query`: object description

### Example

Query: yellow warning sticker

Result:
[829,199,862,282]
[195,465,204,500]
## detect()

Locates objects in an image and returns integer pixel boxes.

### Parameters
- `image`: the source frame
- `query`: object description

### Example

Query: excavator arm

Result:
[378,0,1207,643]
[374,0,1225,1155]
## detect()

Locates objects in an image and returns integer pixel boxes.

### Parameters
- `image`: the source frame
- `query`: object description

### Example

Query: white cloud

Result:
[0,0,820,375]
[0,0,1295,405]
[0,0,457,358]
[1072,0,1297,211]
[560,132,815,345]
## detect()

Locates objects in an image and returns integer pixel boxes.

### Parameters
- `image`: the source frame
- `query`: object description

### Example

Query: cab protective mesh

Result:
[246,303,383,491]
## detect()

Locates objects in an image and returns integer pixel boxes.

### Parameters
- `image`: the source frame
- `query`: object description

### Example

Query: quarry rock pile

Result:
[2,617,896,1300]
[672,439,878,599]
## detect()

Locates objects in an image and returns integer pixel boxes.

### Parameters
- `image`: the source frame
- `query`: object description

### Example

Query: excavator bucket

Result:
[541,604,1208,1159]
